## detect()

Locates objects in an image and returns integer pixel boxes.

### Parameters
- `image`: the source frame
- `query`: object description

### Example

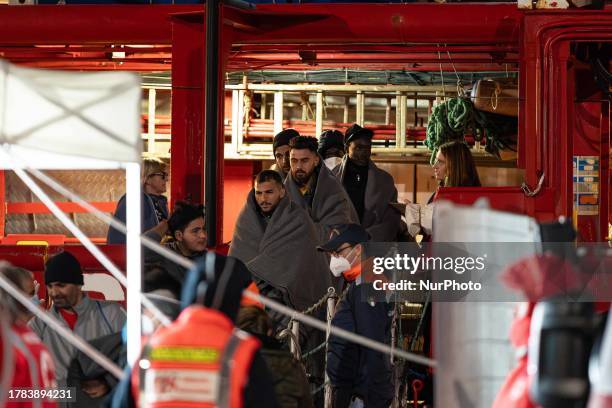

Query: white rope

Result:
[4,159,127,286]
[26,166,193,270]
[0,273,123,379]
[14,163,172,326]
[243,290,437,367]
[4,148,436,367]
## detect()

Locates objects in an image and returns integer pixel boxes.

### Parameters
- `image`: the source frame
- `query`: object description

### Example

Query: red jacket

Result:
[8,323,58,408]
[133,305,260,408]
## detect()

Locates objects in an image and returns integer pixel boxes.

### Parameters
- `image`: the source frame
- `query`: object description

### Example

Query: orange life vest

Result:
[133,305,261,408]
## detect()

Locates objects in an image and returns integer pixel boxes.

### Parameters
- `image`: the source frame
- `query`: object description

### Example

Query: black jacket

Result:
[256,335,314,408]
[67,332,125,408]
[109,254,280,408]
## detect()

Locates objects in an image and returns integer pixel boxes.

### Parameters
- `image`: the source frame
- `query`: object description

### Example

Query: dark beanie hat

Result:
[45,251,84,285]
[318,130,345,155]
[273,128,300,153]
[344,124,374,145]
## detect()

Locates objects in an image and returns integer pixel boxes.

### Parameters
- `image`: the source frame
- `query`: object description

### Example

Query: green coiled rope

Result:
[425,97,516,163]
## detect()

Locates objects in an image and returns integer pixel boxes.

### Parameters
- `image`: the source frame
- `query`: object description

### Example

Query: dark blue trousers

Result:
[326,283,393,408]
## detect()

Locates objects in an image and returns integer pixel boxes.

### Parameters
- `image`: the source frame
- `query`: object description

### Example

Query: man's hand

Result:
[81,378,110,399]
[146,219,169,240]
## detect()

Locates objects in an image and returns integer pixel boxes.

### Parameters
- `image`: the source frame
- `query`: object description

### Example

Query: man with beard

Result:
[270,128,300,180]
[229,170,331,330]
[332,124,400,241]
[285,136,358,242]
[29,252,126,393]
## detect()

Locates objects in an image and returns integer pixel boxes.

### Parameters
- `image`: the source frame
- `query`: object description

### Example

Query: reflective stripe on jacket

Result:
[134,305,260,408]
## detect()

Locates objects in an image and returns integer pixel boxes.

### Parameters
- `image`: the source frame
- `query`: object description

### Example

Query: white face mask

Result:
[329,247,356,277]
[324,156,343,170]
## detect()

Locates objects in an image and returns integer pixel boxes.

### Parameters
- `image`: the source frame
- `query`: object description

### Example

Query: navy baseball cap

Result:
[317,224,370,252]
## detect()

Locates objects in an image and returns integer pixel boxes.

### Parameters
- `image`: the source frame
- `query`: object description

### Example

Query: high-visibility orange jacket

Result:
[133,305,261,408]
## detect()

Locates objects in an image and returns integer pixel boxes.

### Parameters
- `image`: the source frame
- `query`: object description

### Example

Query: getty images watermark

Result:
[371,252,487,292]
[360,242,611,303]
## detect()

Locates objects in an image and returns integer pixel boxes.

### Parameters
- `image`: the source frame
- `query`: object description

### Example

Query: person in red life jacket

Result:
[104,290,182,408]
[0,261,58,408]
[129,252,280,408]
[29,252,126,397]
[317,224,393,408]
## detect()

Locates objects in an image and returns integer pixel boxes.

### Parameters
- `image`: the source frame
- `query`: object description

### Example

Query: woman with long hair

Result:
[405,140,481,237]
[434,140,481,190]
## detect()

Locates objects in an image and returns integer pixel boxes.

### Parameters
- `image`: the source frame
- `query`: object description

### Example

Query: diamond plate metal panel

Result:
[5,170,126,238]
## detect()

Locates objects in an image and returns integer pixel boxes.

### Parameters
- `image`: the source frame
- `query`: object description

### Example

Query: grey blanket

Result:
[229,192,332,311]
[285,163,359,242]
[333,157,400,241]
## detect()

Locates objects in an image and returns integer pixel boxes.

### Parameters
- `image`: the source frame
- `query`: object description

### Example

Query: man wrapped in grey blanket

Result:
[284,136,359,243]
[332,124,401,242]
[332,156,400,242]
[229,171,332,321]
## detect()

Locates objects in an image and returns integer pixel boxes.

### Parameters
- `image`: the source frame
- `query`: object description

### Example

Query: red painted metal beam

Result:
[231,3,522,45]
[6,202,117,214]
[0,5,202,45]
[230,53,518,65]
[0,45,172,53]
[232,44,520,54]
[227,62,519,72]
[521,10,612,232]
[0,170,5,239]
[170,14,205,206]
[16,61,170,71]
[0,4,513,47]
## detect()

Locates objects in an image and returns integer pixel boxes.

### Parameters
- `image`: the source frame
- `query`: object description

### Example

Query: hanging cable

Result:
[437,44,446,102]
[446,47,464,97]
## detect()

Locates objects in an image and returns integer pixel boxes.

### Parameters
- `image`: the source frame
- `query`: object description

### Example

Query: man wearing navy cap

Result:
[318,224,393,408]
[333,124,401,242]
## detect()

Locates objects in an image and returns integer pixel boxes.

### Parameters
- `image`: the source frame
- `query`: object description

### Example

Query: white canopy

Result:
[0,60,141,164]
[0,59,143,365]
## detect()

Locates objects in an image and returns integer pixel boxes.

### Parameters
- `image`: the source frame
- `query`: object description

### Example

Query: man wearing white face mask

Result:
[318,129,345,170]
[318,224,393,408]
